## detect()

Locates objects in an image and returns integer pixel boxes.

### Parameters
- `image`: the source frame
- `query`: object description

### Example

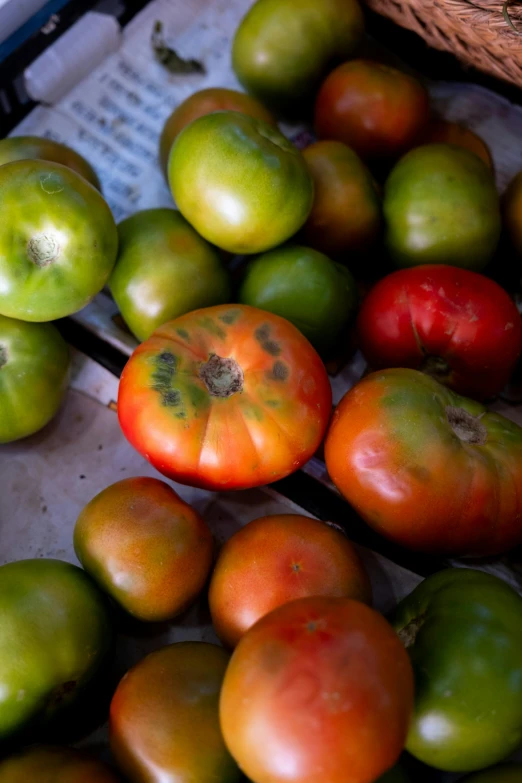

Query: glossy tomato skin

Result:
[168,111,313,254]
[118,304,332,491]
[461,764,522,782]
[393,569,522,772]
[420,120,493,170]
[232,0,364,114]
[301,140,382,260]
[315,60,429,161]
[0,559,113,742]
[208,514,371,648]
[110,642,240,783]
[0,160,118,321]
[0,136,101,189]
[324,368,522,556]
[357,265,522,399]
[220,596,414,783]
[74,477,214,622]
[109,208,230,342]
[0,746,121,782]
[159,88,276,178]
[0,315,70,443]
[384,144,501,270]
[238,244,358,352]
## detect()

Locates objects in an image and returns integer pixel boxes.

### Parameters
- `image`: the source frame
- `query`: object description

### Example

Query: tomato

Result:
[109,208,230,342]
[74,477,213,622]
[314,60,429,162]
[301,140,382,260]
[0,746,121,782]
[502,170,522,257]
[0,315,70,443]
[393,569,522,772]
[324,368,522,556]
[209,514,371,648]
[220,596,414,783]
[0,160,118,321]
[0,136,101,190]
[357,265,522,399]
[110,642,240,783]
[0,559,113,742]
[420,120,493,170]
[159,88,276,179]
[237,244,358,352]
[118,304,332,491]
[461,764,522,782]
[168,111,313,254]
[384,144,501,270]
[232,0,364,114]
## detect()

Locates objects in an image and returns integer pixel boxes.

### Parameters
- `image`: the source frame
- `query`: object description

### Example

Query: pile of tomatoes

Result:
[2,0,522,781]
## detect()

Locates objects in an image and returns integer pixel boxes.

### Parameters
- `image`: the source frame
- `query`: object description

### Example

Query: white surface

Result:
[0,0,49,46]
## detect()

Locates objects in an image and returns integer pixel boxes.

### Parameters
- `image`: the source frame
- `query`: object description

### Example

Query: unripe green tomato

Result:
[168,111,313,254]
[238,244,358,351]
[109,209,230,341]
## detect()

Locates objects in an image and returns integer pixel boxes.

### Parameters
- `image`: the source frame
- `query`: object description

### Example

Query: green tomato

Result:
[168,111,314,254]
[238,244,358,351]
[232,0,364,114]
[460,763,522,782]
[109,208,231,342]
[0,314,70,443]
[0,160,118,321]
[0,559,113,743]
[0,136,101,190]
[393,568,522,772]
[384,144,501,270]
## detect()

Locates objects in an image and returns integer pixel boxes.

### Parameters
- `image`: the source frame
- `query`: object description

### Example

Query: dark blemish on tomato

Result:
[219,309,241,325]
[268,361,289,382]
[255,324,281,356]
[162,389,182,407]
[307,621,317,633]
[265,399,279,408]
[199,317,226,340]
[175,410,187,419]
[50,680,77,706]
[0,346,6,368]
[408,464,430,482]
[176,328,190,341]
[158,351,176,366]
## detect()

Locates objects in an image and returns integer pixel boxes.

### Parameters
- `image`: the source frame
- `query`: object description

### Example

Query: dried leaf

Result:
[151,20,205,74]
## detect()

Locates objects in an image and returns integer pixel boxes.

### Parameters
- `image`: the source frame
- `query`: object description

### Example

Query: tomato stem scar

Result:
[446,406,488,445]
[199,354,244,398]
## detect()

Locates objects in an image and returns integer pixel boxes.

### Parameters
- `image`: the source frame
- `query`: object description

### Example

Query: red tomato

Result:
[118,305,332,491]
[74,477,214,622]
[357,265,522,399]
[325,368,522,556]
[314,60,429,162]
[220,596,414,783]
[208,514,371,648]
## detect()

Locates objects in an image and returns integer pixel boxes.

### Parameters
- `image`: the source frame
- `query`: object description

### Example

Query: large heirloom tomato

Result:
[0,559,113,742]
[110,642,240,783]
[0,315,70,443]
[159,88,276,178]
[74,477,214,622]
[109,208,230,342]
[220,596,414,783]
[393,569,522,772]
[0,136,101,189]
[357,265,522,399]
[324,368,522,556]
[168,112,313,254]
[232,0,364,113]
[118,305,332,491]
[384,144,501,270]
[0,746,121,782]
[301,140,382,260]
[314,60,429,162]
[208,513,371,647]
[0,160,118,321]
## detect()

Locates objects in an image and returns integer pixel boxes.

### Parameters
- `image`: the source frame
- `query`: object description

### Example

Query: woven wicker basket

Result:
[364,0,522,88]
